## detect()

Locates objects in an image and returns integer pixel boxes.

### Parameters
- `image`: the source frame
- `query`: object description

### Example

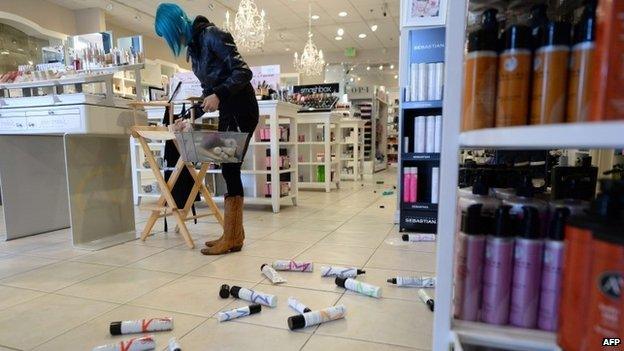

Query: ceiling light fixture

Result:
[371,24,378,31]
[294,4,325,76]
[224,0,270,52]
[337,28,344,36]
[366,66,371,71]
[358,33,367,39]
[311,14,320,20]
[394,74,398,79]
[358,77,361,81]
[379,65,383,70]
[338,11,348,17]
[390,64,394,69]
[105,2,113,11]
[334,36,343,41]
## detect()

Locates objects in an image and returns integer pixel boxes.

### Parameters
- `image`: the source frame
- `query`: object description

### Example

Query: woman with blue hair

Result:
[155,3,258,255]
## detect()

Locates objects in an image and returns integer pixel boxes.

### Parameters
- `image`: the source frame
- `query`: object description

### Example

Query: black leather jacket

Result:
[187,16,254,103]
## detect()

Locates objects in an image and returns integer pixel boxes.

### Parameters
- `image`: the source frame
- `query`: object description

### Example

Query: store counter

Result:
[0,74,146,249]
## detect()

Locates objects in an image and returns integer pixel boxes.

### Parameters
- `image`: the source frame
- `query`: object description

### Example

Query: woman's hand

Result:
[202,94,220,112]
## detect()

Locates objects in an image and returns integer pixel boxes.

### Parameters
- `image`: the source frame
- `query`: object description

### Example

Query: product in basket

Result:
[320,265,365,278]
[217,304,262,322]
[92,335,156,351]
[287,305,346,330]
[288,297,312,313]
[335,277,382,298]
[198,137,240,163]
[261,264,287,284]
[387,276,436,288]
[109,318,173,335]
[229,286,277,307]
[272,260,314,272]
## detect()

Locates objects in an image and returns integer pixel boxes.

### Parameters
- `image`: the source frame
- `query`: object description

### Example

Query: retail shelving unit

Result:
[348,86,388,175]
[339,118,366,181]
[387,99,400,166]
[204,101,300,213]
[432,1,624,350]
[297,112,342,192]
[397,26,445,233]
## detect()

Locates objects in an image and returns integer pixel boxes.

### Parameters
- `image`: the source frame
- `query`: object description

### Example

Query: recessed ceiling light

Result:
[335,36,343,41]
[285,47,291,51]
[366,66,371,71]
[358,33,367,39]
[379,65,383,70]
[311,14,320,20]
[357,77,361,81]
[394,74,398,79]
[350,77,354,82]
[371,24,378,32]
[338,11,348,17]
[337,28,344,36]
[390,64,395,69]
[105,2,114,11]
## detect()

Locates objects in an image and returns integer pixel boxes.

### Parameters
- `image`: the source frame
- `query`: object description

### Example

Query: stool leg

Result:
[172,210,194,249]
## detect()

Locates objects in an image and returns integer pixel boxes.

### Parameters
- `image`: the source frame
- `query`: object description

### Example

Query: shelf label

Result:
[410,27,446,63]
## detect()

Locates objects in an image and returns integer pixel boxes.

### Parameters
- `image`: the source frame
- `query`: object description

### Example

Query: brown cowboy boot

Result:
[204,196,245,247]
[201,196,244,255]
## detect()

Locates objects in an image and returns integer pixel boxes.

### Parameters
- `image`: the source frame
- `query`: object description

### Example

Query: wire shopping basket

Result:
[174,127,249,164]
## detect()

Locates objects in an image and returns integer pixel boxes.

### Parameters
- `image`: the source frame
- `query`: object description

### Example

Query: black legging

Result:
[218,89,258,197]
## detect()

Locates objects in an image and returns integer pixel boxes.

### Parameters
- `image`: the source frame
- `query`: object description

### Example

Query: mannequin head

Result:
[155,3,192,56]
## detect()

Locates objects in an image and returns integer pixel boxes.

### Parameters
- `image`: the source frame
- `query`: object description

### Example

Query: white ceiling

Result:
[47,0,400,56]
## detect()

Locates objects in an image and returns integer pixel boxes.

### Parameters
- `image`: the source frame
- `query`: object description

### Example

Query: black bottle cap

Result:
[109,321,122,335]
[472,174,489,195]
[260,264,267,271]
[249,303,262,314]
[539,21,571,47]
[288,314,306,330]
[387,278,397,284]
[468,8,499,52]
[494,205,513,237]
[549,207,570,241]
[402,234,409,241]
[530,4,549,38]
[461,204,483,235]
[229,285,241,299]
[220,284,231,299]
[573,0,597,44]
[516,176,535,198]
[335,276,348,288]
[501,25,532,51]
[357,269,366,275]
[520,206,540,239]
[427,299,435,311]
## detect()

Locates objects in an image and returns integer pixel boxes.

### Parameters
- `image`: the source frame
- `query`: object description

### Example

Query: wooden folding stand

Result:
[130,102,224,249]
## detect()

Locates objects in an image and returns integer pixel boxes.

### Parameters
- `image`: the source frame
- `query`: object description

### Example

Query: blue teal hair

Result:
[155,3,192,56]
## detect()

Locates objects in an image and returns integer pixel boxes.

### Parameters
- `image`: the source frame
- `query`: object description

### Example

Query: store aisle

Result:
[0,169,435,351]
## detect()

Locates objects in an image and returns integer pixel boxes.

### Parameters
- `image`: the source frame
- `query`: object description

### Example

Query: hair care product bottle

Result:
[509,206,544,328]
[403,167,411,203]
[530,20,571,124]
[538,207,570,331]
[529,4,549,46]
[455,204,487,321]
[462,8,499,131]
[504,176,550,237]
[481,206,515,325]
[566,0,596,122]
[459,175,502,219]
[431,167,440,204]
[558,180,624,350]
[496,24,533,127]
[585,227,624,347]
[410,167,418,203]
[589,0,624,121]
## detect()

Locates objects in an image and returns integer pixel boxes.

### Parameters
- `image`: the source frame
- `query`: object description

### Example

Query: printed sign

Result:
[293,83,340,94]
[410,27,446,63]
[251,65,281,90]
[170,72,203,100]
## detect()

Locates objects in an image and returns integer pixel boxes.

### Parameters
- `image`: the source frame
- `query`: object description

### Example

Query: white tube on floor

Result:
[168,337,182,351]
[288,297,311,313]
[320,265,365,278]
[271,260,313,272]
[335,277,382,298]
[230,286,277,307]
[388,276,437,288]
[434,115,442,153]
[92,336,156,351]
[402,233,436,242]
[287,305,347,330]
[435,62,444,100]
[417,63,427,101]
[425,115,435,153]
[416,116,426,153]
[427,63,436,101]
[109,318,173,335]
[432,167,440,204]
[261,264,287,284]
[217,304,262,322]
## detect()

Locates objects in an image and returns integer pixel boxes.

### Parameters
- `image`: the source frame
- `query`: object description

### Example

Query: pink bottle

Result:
[409,167,418,203]
[403,168,411,203]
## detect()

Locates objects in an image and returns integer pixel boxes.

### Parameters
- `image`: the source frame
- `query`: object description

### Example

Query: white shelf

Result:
[460,122,624,149]
[205,168,295,175]
[452,320,560,351]
[250,141,295,146]
[298,141,329,145]
[299,161,339,166]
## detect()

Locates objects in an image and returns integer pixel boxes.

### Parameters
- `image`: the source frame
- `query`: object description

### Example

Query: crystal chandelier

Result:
[294,4,325,76]
[224,0,269,51]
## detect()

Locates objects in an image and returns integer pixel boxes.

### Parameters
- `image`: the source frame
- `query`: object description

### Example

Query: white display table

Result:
[339,118,366,181]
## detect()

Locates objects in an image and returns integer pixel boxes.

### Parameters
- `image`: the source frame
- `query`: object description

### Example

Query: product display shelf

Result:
[339,118,366,181]
[204,101,300,213]
[431,1,623,350]
[398,24,445,233]
[348,87,388,175]
[297,111,342,192]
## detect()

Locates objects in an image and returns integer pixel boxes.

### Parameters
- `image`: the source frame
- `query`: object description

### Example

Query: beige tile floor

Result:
[0,170,436,350]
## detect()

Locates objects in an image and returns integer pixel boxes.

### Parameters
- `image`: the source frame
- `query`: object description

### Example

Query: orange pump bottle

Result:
[567,0,596,123]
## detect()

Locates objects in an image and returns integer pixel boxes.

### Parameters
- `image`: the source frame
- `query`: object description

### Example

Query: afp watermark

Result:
[603,338,622,347]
